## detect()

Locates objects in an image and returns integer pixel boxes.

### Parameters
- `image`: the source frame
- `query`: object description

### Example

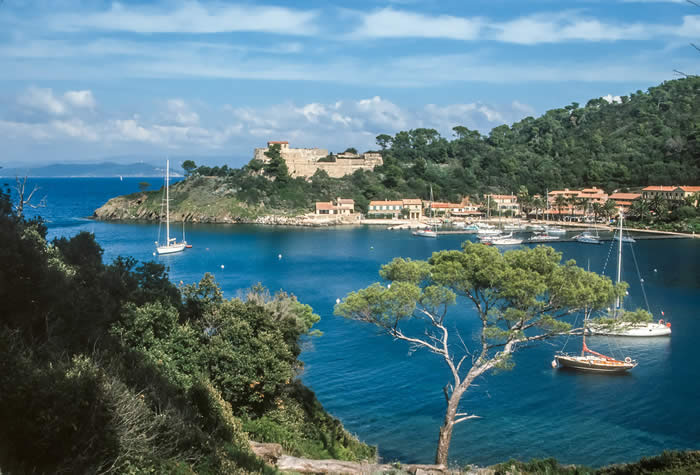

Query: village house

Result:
[642,185,700,203]
[402,199,423,220]
[449,197,484,218]
[608,192,641,214]
[577,187,608,206]
[367,200,405,219]
[315,198,355,215]
[487,194,520,215]
[428,202,469,218]
[368,199,425,219]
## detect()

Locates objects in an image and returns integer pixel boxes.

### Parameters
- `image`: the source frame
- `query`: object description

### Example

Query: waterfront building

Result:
[608,192,641,214]
[487,194,520,215]
[315,198,355,215]
[642,185,700,204]
[368,200,406,219]
[402,199,423,220]
[429,202,468,217]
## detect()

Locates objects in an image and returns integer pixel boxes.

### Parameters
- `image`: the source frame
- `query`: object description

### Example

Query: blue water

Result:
[13,178,700,467]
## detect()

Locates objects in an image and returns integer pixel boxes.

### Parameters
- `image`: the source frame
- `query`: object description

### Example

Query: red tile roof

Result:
[680,186,700,193]
[315,202,334,210]
[369,200,403,206]
[642,186,677,192]
[609,192,641,200]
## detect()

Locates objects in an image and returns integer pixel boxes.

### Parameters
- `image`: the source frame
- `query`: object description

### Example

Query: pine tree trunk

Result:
[435,386,464,465]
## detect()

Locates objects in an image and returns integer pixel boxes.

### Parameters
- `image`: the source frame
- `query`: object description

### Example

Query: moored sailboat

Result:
[588,212,671,337]
[554,308,637,373]
[156,159,186,255]
[413,186,438,238]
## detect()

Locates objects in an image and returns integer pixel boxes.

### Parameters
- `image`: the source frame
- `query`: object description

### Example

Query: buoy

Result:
[551,360,557,368]
[640,278,644,282]
[220,264,225,269]
[335,298,340,304]
[152,252,156,256]
[370,246,374,250]
[654,269,658,272]
[624,357,632,364]
[278,254,282,260]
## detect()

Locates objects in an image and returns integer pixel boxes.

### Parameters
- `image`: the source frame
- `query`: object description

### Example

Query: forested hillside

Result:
[96,78,699,219]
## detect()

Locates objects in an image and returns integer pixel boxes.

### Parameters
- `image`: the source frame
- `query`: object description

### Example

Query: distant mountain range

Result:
[0,162,182,178]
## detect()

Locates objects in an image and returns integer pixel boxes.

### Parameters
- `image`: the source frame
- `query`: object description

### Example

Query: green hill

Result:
[95,77,700,221]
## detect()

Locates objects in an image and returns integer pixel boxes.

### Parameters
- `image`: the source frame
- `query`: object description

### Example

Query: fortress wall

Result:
[253,145,382,178]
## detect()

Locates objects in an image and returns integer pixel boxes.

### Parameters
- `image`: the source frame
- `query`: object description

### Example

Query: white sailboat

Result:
[156,159,186,255]
[413,186,438,238]
[589,212,671,337]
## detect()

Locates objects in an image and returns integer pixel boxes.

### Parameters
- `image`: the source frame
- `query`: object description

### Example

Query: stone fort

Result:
[253,141,383,179]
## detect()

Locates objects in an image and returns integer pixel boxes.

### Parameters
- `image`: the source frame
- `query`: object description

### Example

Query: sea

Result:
[9,177,700,468]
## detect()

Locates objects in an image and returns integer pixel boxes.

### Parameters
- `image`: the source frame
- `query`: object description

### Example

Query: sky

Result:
[1,0,698,168]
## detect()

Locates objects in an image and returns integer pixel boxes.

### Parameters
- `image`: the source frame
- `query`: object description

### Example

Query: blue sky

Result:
[1,0,698,167]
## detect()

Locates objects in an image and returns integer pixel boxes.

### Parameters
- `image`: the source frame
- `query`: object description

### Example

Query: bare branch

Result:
[391,328,443,355]
[454,415,481,424]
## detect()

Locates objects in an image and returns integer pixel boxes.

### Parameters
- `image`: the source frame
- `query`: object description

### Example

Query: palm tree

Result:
[629,199,651,222]
[592,202,603,223]
[649,195,669,220]
[602,200,617,223]
[532,197,546,221]
[554,195,568,221]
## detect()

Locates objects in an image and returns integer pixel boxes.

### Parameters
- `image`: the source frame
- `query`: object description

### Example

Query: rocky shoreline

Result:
[93,192,361,227]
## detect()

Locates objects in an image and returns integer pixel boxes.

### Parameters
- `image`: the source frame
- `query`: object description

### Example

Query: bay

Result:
[13,177,700,467]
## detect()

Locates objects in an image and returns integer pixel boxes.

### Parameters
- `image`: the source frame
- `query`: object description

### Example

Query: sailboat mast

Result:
[615,212,623,311]
[165,159,170,244]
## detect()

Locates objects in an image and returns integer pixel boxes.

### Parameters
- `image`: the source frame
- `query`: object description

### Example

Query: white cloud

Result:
[296,103,327,123]
[63,90,96,109]
[354,8,483,40]
[16,87,97,116]
[224,96,533,153]
[19,87,66,115]
[351,9,699,44]
[166,99,200,126]
[48,1,320,35]
[51,119,99,141]
[490,13,650,44]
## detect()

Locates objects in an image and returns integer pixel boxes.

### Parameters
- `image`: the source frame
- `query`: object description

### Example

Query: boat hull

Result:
[554,355,636,373]
[588,322,671,337]
[157,243,186,254]
[413,230,437,238]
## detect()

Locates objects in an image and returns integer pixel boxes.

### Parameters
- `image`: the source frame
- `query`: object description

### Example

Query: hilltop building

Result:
[254,141,383,179]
